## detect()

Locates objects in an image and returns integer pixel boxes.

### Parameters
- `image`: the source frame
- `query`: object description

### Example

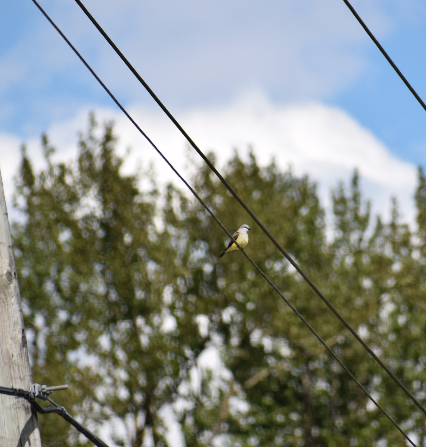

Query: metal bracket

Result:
[31,383,69,401]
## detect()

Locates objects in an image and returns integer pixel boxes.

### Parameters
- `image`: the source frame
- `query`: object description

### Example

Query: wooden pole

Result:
[0,169,42,446]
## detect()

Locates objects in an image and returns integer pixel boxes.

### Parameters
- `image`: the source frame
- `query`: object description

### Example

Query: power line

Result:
[342,0,426,113]
[30,2,417,444]
[71,0,426,418]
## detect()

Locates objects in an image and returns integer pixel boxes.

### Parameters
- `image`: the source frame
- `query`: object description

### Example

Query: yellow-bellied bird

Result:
[218,224,251,257]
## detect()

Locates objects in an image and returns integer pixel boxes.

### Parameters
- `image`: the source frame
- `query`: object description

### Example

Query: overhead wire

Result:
[30,1,417,444]
[342,0,426,113]
[71,0,426,418]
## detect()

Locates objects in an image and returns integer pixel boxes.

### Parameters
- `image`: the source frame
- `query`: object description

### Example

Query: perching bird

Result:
[218,224,251,257]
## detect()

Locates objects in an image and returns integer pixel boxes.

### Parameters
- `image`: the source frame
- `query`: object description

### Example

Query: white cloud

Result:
[111,92,417,224]
[0,93,417,227]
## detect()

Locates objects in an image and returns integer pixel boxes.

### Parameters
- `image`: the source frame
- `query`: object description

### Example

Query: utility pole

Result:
[0,169,42,446]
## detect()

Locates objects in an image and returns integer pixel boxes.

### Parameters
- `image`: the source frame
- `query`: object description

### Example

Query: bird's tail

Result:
[218,249,227,258]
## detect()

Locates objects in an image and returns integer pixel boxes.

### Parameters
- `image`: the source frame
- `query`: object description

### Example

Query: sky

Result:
[2,0,426,225]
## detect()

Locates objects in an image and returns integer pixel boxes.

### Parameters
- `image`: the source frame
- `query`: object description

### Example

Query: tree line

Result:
[12,114,426,446]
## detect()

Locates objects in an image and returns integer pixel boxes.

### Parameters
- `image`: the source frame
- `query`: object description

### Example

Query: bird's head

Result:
[240,224,251,231]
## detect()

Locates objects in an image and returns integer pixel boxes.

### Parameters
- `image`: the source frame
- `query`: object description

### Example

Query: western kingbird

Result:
[218,224,251,257]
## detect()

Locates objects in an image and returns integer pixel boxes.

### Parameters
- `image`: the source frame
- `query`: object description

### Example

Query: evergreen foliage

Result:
[11,115,426,447]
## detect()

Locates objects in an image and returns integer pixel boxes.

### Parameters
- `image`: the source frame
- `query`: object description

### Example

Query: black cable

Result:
[29,2,417,444]
[72,0,426,418]
[343,0,426,113]
[0,386,110,447]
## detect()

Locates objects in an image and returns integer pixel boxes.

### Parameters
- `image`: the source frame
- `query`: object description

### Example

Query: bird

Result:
[218,224,251,257]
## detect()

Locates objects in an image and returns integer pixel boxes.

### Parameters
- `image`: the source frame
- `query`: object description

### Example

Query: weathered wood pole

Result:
[0,169,42,446]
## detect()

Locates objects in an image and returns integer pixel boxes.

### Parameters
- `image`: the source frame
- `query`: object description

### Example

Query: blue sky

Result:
[1,0,426,221]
